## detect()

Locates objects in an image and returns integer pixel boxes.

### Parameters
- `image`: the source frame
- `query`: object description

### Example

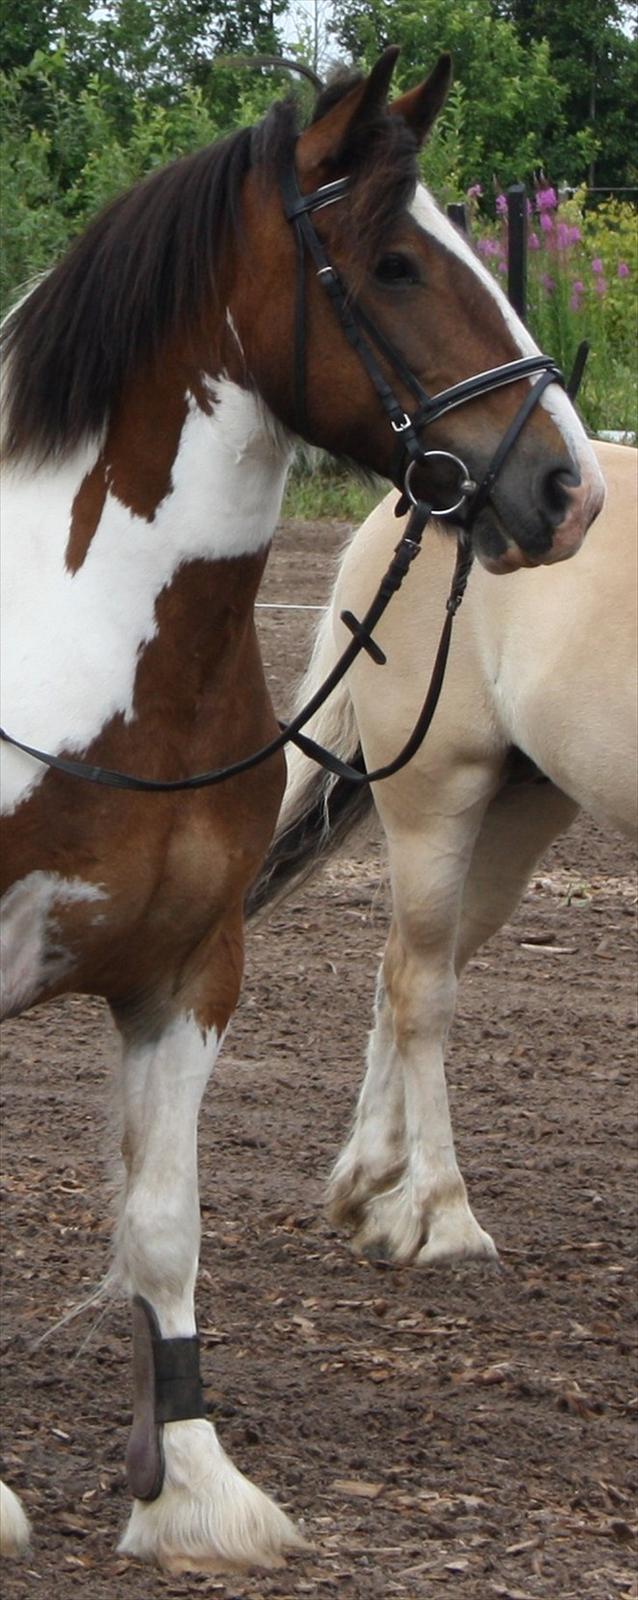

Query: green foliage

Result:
[0,49,228,308]
[283,459,381,520]
[331,0,637,193]
[491,0,638,188]
[331,0,566,195]
[0,8,306,314]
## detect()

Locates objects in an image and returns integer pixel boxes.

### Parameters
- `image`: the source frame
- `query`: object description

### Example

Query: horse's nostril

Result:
[544,464,580,519]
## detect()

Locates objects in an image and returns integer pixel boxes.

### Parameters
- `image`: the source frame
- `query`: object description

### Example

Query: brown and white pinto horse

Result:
[0,49,604,1573]
[255,440,636,1267]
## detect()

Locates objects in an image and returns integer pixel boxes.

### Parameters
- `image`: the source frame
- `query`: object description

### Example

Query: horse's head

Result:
[234,49,605,574]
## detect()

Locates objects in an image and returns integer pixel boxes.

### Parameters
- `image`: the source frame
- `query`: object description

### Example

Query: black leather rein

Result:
[0,163,588,794]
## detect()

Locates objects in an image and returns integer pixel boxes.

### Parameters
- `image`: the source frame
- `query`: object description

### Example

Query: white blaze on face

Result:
[410,186,606,523]
[0,380,291,815]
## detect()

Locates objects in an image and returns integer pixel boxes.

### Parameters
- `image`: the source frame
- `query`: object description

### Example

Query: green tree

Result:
[492,0,638,185]
[330,0,566,195]
[1,0,96,72]
[1,0,287,78]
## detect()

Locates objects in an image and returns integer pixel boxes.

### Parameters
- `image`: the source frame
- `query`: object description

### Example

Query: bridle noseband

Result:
[0,162,588,794]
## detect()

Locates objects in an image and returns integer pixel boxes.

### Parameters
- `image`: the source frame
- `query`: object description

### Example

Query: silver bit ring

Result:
[404,452,476,518]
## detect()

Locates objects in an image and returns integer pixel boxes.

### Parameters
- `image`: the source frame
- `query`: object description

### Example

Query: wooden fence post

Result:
[446,201,469,235]
[506,183,528,322]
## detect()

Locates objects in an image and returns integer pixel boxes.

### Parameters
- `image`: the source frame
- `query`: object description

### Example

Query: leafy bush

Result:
[0,49,268,314]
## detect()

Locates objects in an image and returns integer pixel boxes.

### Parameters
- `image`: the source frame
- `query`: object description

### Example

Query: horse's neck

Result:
[0,378,292,810]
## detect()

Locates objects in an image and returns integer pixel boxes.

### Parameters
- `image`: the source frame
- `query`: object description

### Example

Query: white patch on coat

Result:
[0,381,291,815]
[410,186,605,507]
[115,1013,222,1337]
[0,870,107,1017]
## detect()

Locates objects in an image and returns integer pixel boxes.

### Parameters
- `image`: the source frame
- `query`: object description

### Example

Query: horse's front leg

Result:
[329,798,498,1267]
[112,924,302,1574]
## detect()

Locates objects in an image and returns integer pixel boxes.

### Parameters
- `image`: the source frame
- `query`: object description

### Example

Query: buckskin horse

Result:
[253,439,636,1268]
[0,48,604,1573]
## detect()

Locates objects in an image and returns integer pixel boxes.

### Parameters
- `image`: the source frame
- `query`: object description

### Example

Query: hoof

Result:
[119,1418,307,1574]
[359,1238,396,1264]
[416,1217,498,1268]
[350,1183,498,1270]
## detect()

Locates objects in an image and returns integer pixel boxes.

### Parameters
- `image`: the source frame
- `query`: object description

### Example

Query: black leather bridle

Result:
[0,166,588,793]
[280,165,569,519]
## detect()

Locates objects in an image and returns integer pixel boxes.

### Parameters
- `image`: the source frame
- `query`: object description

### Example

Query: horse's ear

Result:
[390,54,453,146]
[296,46,400,179]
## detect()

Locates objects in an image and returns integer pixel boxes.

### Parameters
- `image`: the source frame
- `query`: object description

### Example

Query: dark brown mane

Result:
[2,83,419,466]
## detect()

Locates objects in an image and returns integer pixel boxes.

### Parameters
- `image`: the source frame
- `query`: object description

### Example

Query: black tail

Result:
[247,749,373,918]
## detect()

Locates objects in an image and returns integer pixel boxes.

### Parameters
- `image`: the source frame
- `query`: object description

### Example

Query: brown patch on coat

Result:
[2,549,285,1037]
[65,345,221,575]
[67,457,109,573]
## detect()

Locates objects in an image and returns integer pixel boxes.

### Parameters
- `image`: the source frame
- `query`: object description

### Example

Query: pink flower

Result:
[591,257,604,274]
[568,225,582,244]
[569,278,585,312]
[536,186,557,211]
[540,212,553,233]
[556,221,572,249]
[528,231,540,250]
[617,260,630,278]
[498,261,507,273]
[495,193,508,216]
[540,272,555,294]
[477,237,500,257]
[595,276,608,297]
[467,182,482,199]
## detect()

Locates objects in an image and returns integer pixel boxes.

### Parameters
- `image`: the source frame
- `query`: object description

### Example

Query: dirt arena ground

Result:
[1,518,636,1600]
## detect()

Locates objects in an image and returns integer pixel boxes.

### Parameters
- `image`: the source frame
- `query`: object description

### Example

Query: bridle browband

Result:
[0,162,588,794]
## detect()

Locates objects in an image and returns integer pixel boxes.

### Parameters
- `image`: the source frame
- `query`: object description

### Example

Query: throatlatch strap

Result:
[126,1296,206,1503]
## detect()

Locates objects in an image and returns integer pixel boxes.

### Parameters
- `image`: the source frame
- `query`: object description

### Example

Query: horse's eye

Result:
[374,253,420,287]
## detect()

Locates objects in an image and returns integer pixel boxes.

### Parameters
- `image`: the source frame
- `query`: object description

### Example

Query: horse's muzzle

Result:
[471,452,606,575]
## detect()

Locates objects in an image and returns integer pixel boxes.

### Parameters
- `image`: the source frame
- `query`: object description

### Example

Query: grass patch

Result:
[283,459,383,521]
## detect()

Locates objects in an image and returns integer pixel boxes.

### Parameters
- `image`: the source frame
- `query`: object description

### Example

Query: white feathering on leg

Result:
[119,1419,306,1573]
[0,1481,31,1558]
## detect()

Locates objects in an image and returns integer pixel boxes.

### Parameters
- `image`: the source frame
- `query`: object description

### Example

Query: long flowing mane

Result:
[1,77,419,467]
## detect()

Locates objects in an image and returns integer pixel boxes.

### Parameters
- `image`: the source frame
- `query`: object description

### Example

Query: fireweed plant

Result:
[468,184,637,434]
